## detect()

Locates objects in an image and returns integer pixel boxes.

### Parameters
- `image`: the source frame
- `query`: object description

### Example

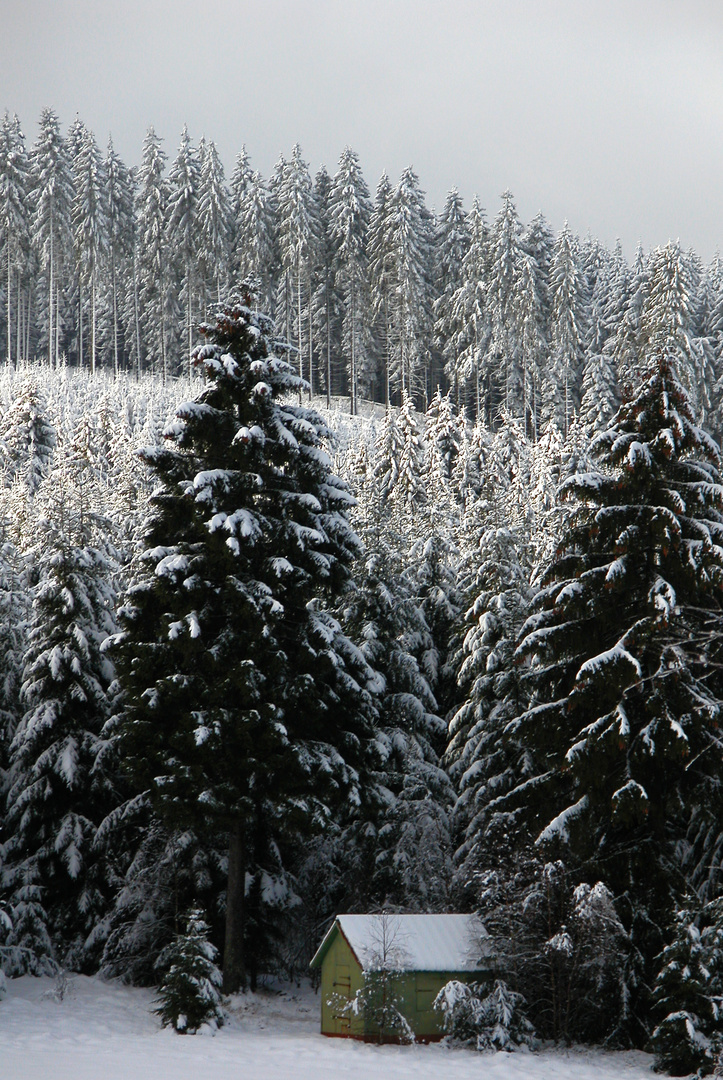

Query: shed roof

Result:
[310,913,488,973]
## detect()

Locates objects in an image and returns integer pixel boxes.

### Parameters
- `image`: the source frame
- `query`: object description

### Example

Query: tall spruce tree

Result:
[166,126,201,371]
[31,108,74,367]
[0,112,30,366]
[111,298,378,993]
[2,449,118,970]
[505,353,723,1035]
[329,147,373,413]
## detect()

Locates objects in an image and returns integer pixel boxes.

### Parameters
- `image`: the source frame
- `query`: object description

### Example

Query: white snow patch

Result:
[0,974,654,1080]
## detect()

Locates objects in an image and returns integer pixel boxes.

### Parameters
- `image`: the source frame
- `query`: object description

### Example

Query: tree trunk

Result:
[223,820,246,994]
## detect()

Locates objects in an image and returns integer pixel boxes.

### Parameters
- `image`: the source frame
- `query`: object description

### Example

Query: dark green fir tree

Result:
[155,908,224,1033]
[111,297,378,993]
[504,353,723,1038]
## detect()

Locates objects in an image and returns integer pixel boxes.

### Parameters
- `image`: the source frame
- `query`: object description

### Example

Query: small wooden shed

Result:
[310,913,490,1042]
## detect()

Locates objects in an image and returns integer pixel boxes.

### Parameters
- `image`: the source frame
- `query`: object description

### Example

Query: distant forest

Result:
[0,107,720,438]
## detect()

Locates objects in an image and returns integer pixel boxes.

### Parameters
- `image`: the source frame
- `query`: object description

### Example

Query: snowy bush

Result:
[154,909,224,1034]
[433,978,536,1051]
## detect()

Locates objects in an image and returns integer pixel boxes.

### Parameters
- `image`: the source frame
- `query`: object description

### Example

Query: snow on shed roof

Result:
[311,913,489,973]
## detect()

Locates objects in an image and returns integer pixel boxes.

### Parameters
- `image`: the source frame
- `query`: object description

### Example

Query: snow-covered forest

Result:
[2,108,723,1075]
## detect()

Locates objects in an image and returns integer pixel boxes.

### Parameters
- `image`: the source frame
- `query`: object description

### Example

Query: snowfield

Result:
[0,973,656,1080]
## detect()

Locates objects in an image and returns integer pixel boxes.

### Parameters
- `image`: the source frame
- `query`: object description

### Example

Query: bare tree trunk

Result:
[222,820,246,994]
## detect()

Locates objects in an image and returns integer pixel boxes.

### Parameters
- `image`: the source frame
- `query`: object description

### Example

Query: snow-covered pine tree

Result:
[111,298,378,993]
[640,241,708,420]
[135,127,173,378]
[339,518,454,911]
[2,443,118,970]
[30,108,74,367]
[196,138,231,313]
[232,161,276,316]
[154,908,224,1034]
[329,147,374,413]
[505,353,723,1035]
[448,197,491,418]
[393,390,427,521]
[104,138,135,376]
[425,388,462,494]
[72,124,108,374]
[388,167,434,404]
[0,377,56,493]
[312,165,344,405]
[368,172,397,407]
[166,126,201,372]
[433,188,470,399]
[578,249,620,436]
[547,222,587,436]
[486,191,524,421]
[446,523,531,894]
[649,900,723,1076]
[273,145,319,391]
[0,112,30,366]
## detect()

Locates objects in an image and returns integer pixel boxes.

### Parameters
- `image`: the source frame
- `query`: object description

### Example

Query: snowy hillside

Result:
[0,974,655,1080]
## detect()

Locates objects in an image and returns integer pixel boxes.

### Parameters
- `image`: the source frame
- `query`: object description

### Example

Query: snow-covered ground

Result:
[0,973,655,1080]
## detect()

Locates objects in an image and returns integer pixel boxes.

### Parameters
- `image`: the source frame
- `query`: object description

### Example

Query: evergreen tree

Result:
[274,146,318,390]
[197,138,231,312]
[166,126,201,371]
[368,172,397,406]
[433,188,470,398]
[0,377,56,493]
[649,901,723,1076]
[388,167,433,403]
[233,163,276,315]
[448,197,490,417]
[154,908,224,1034]
[2,452,117,969]
[104,138,135,376]
[486,191,524,420]
[329,147,373,413]
[72,124,108,373]
[640,241,708,420]
[111,298,378,993]
[30,108,74,367]
[505,354,723,1034]
[312,165,343,405]
[548,223,587,436]
[135,127,172,378]
[0,112,30,366]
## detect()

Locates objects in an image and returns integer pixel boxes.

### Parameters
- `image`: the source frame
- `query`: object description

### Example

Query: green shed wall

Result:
[319,929,365,1038]
[317,927,486,1042]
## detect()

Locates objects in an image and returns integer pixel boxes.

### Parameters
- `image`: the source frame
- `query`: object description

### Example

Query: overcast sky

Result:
[2,0,723,260]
